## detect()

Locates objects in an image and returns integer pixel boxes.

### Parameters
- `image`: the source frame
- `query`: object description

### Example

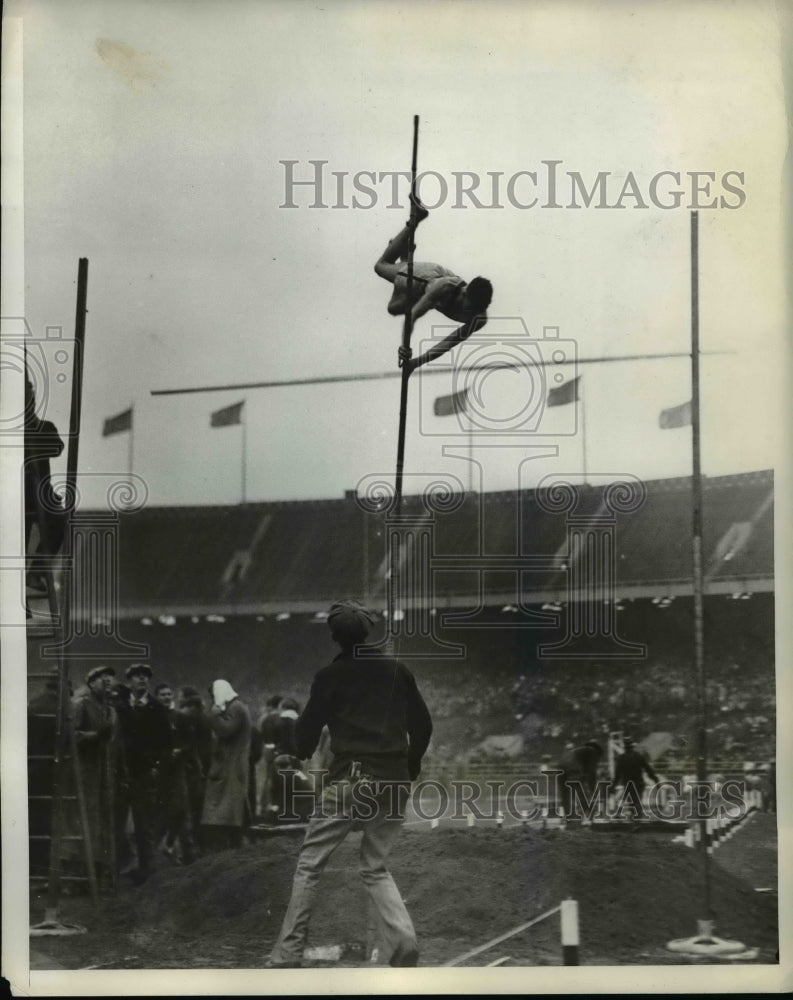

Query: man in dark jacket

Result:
[114,663,172,883]
[264,698,311,826]
[613,736,658,820]
[258,694,283,819]
[267,599,433,969]
[24,375,66,604]
[160,685,207,865]
[175,686,212,846]
[557,740,603,822]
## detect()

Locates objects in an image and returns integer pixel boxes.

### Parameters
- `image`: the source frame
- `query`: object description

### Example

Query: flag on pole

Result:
[102,407,133,437]
[659,399,692,429]
[433,387,469,417]
[210,401,245,428]
[547,376,581,407]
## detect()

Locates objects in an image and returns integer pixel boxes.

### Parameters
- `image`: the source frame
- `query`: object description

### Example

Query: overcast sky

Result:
[11,0,791,506]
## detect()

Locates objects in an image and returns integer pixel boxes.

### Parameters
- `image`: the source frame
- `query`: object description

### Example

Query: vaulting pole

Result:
[394,114,420,517]
[387,116,419,636]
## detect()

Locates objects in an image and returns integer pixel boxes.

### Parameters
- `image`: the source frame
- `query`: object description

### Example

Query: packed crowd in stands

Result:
[507,655,775,764]
[28,664,316,891]
[416,653,775,774]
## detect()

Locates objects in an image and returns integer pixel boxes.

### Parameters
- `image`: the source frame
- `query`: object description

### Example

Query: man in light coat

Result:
[200,679,251,851]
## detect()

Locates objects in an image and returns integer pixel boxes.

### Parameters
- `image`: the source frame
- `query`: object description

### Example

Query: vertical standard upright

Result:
[38,257,98,928]
[667,213,755,956]
[689,210,712,919]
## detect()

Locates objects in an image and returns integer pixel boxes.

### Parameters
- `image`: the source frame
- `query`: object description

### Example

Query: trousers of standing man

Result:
[269,776,417,967]
[127,770,159,874]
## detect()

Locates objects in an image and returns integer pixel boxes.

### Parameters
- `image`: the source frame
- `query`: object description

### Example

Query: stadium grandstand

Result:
[32,469,774,775]
[82,469,772,615]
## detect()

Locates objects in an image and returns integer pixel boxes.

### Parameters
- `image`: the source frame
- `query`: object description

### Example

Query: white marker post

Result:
[560,899,580,966]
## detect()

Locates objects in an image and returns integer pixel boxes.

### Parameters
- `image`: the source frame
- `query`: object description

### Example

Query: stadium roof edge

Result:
[93,580,775,622]
[81,468,774,517]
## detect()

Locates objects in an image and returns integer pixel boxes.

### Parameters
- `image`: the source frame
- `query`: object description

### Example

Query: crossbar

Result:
[150,351,734,397]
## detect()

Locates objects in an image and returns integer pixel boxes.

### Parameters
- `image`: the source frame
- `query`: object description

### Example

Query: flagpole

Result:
[241,408,247,504]
[467,421,474,494]
[128,404,134,478]
[690,209,711,921]
[579,385,587,484]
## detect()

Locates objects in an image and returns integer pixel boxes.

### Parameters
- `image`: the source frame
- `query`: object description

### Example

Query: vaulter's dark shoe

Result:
[409,190,429,222]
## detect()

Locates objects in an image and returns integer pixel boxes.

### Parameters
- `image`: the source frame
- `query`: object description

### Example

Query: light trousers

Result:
[270,779,418,967]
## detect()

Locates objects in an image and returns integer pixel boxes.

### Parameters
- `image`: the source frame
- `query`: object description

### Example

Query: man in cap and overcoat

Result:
[64,665,119,885]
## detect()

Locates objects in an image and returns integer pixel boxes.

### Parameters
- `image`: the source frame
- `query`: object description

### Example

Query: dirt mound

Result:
[388,826,777,964]
[33,823,778,968]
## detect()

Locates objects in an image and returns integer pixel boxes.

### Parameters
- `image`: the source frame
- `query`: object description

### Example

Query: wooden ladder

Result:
[28,533,101,934]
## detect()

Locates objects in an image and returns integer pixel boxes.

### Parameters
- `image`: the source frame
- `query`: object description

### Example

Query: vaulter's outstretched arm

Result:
[409,287,442,325]
[409,273,474,326]
[401,315,487,373]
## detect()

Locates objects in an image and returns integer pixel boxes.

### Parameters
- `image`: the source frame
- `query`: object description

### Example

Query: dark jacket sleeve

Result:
[404,668,433,780]
[72,697,97,745]
[249,725,264,763]
[294,675,329,761]
[275,716,298,758]
[26,419,65,460]
[154,702,174,766]
[198,716,213,774]
[260,715,278,744]
[642,755,659,783]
